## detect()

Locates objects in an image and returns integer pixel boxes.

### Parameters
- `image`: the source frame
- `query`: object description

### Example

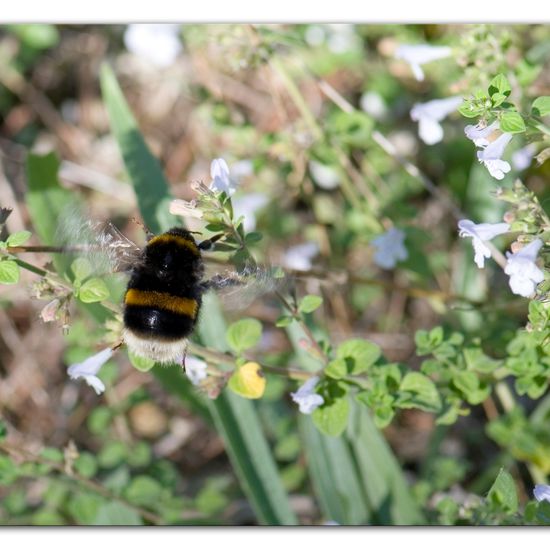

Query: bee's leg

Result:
[198,233,225,251]
[111,340,124,352]
[201,273,244,292]
[180,342,189,372]
[131,217,154,241]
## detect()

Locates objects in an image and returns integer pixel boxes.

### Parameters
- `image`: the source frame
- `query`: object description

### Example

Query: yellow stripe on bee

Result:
[125,288,198,318]
[147,234,199,255]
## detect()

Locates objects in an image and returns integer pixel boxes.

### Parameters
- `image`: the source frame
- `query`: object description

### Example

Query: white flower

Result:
[123,24,182,68]
[504,239,545,298]
[512,144,536,171]
[534,484,550,503]
[67,348,112,395]
[394,44,452,81]
[359,91,388,121]
[410,96,463,145]
[371,228,408,269]
[169,199,204,219]
[464,121,500,147]
[283,242,320,271]
[232,193,269,233]
[477,132,513,180]
[185,356,208,386]
[457,219,510,269]
[209,158,238,196]
[291,376,324,414]
[309,160,340,190]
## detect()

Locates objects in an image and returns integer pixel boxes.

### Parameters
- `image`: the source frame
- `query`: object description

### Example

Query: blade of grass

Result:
[99,64,177,234]
[100,63,296,525]
[299,414,371,524]
[346,403,424,525]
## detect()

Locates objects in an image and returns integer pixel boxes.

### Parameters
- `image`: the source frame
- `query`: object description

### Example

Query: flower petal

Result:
[534,484,550,503]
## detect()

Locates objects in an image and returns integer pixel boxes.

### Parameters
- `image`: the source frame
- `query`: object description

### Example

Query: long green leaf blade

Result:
[100,64,296,525]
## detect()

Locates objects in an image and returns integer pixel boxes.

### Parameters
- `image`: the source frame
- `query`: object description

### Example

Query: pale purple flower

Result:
[233,193,269,232]
[410,96,463,145]
[534,484,550,503]
[458,219,510,269]
[291,376,324,414]
[504,239,545,298]
[464,121,500,147]
[123,24,182,68]
[283,242,320,271]
[185,356,208,386]
[67,348,112,395]
[512,144,536,171]
[210,158,238,196]
[394,44,452,81]
[371,228,408,269]
[477,133,513,180]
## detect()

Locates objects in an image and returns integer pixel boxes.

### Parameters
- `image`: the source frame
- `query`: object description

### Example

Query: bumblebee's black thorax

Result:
[123,227,204,340]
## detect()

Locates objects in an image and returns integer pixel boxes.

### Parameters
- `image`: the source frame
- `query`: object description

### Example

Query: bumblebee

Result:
[122,227,222,364]
[56,214,279,366]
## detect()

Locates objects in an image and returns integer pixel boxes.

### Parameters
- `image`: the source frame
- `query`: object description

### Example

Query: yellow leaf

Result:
[228,362,266,399]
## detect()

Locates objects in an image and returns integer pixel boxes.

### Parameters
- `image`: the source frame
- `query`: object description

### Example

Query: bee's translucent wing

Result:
[204,263,291,310]
[55,208,143,275]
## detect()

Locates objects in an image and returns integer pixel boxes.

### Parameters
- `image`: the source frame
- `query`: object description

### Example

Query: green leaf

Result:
[0,420,6,440]
[488,74,511,98]
[124,476,163,507]
[487,469,518,514]
[345,403,424,524]
[312,382,350,437]
[87,406,113,435]
[0,260,19,284]
[98,441,126,469]
[78,278,110,303]
[336,339,381,375]
[100,64,177,234]
[500,111,526,134]
[491,92,507,108]
[325,358,348,379]
[532,96,550,117]
[92,502,143,526]
[71,258,93,283]
[299,414,372,524]
[40,447,63,463]
[128,351,156,372]
[458,101,484,119]
[397,372,441,413]
[9,24,59,49]
[0,454,19,485]
[74,452,98,479]
[298,295,323,313]
[415,326,443,355]
[226,318,262,353]
[6,231,31,247]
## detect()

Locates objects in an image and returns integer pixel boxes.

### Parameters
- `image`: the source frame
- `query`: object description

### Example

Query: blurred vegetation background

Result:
[1,23,550,526]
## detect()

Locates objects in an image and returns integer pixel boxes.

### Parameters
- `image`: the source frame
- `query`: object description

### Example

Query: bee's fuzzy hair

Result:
[123,328,187,365]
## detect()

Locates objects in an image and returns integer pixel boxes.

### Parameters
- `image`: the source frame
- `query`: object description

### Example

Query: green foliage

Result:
[226,318,263,354]
[532,96,550,117]
[0,260,19,284]
[6,23,550,528]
